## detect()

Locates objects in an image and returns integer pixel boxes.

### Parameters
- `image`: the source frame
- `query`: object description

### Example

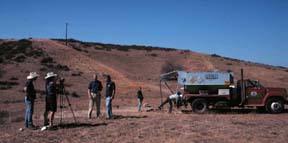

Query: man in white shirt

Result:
[158,91,183,113]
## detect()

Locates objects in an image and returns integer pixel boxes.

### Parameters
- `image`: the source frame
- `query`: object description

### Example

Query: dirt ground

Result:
[1,39,288,143]
[1,100,288,143]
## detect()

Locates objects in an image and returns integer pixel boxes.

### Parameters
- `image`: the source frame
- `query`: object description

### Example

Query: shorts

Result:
[46,96,57,112]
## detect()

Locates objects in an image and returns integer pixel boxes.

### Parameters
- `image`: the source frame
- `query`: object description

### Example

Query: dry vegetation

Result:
[0,39,287,143]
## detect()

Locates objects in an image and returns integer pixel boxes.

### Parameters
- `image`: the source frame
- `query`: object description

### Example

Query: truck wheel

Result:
[191,99,208,114]
[265,98,284,114]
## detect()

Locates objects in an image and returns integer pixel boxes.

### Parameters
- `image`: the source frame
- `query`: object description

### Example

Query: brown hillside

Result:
[0,39,288,143]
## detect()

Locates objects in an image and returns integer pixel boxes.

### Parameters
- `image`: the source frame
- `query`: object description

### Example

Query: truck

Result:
[159,69,288,114]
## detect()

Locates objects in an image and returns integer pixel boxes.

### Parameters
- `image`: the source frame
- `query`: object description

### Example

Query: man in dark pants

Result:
[137,87,144,112]
[43,72,58,129]
[158,91,183,113]
[88,74,103,119]
[24,72,39,129]
[105,75,116,119]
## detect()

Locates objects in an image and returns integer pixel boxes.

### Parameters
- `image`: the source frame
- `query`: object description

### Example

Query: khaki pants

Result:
[88,92,101,118]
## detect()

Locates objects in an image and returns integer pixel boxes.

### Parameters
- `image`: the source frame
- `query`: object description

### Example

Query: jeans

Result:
[105,96,113,118]
[138,98,143,112]
[25,96,34,127]
[88,92,101,118]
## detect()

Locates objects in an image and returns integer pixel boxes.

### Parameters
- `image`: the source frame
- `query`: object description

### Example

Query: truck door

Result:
[246,80,265,105]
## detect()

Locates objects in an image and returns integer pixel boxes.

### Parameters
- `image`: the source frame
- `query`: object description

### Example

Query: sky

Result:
[0,0,287,67]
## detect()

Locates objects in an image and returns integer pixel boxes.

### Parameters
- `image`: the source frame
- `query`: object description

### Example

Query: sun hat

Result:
[45,72,57,79]
[27,72,40,79]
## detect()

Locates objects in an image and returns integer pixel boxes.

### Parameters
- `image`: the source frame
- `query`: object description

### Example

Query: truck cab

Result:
[237,79,288,113]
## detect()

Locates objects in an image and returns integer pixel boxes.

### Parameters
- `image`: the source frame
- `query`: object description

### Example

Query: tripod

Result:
[58,81,77,125]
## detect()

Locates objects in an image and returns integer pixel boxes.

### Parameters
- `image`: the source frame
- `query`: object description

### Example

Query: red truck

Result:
[160,69,288,113]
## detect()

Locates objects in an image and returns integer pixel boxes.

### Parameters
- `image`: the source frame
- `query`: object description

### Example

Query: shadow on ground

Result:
[55,122,108,129]
[181,108,288,114]
[112,115,147,120]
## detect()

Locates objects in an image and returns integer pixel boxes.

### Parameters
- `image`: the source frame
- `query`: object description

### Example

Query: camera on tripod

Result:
[57,77,65,95]
[56,77,77,124]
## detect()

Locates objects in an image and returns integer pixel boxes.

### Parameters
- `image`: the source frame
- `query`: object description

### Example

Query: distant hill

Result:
[0,38,287,102]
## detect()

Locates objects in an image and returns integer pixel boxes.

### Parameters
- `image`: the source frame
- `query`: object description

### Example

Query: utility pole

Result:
[65,22,68,46]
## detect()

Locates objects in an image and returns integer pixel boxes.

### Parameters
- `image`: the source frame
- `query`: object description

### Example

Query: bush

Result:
[0,69,4,78]
[0,111,9,124]
[161,61,184,73]
[14,55,26,62]
[55,64,70,71]
[40,67,48,71]
[150,53,158,57]
[211,54,221,58]
[41,57,54,64]
[71,72,82,76]
[9,77,18,80]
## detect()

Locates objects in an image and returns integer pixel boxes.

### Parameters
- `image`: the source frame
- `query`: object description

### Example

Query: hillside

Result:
[0,39,288,143]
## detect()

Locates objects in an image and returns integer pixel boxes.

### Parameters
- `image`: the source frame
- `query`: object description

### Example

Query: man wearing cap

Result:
[24,72,39,129]
[43,72,58,128]
[105,75,116,119]
[88,74,103,119]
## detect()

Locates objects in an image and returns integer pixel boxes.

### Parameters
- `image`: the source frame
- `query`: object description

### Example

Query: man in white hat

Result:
[43,72,58,129]
[24,72,39,129]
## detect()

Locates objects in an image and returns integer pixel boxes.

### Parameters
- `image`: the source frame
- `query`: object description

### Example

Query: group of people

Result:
[23,72,120,130]
[24,71,183,130]
[87,73,144,120]
[87,74,116,119]
[24,72,58,130]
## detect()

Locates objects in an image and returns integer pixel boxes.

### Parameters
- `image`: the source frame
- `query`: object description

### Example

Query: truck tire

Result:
[265,98,284,114]
[191,98,208,114]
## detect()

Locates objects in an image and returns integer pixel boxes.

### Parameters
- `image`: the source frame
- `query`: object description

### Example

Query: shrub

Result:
[14,55,26,62]
[55,64,70,71]
[0,69,4,78]
[71,72,82,76]
[41,57,54,64]
[150,53,158,57]
[161,61,184,73]
[0,111,9,124]
[9,77,18,80]
[40,67,48,71]
[211,54,221,58]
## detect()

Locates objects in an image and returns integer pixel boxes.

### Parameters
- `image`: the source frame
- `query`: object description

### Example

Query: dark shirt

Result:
[46,81,57,98]
[106,81,115,97]
[26,80,36,100]
[137,90,143,100]
[88,80,103,93]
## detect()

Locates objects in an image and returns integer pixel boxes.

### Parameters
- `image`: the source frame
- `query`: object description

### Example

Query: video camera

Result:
[57,77,65,95]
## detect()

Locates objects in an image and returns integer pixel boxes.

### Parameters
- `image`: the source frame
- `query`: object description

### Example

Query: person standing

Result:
[137,87,144,112]
[43,72,58,128]
[24,72,39,129]
[105,75,116,119]
[88,74,103,119]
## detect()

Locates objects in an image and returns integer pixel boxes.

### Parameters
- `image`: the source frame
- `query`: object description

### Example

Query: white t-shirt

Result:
[169,93,183,100]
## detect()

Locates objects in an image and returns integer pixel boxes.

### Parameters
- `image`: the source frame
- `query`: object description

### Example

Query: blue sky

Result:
[1,0,287,67]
